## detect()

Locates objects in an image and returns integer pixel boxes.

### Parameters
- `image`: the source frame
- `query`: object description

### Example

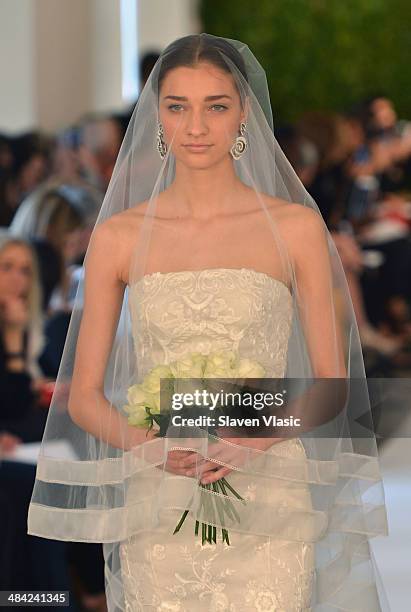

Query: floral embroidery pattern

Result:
[129,268,293,380]
[120,269,314,610]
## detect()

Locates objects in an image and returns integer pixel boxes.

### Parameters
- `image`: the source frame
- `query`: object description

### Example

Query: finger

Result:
[168,446,197,456]
[167,449,193,456]
[177,451,214,468]
[165,453,199,469]
[167,451,196,467]
[200,466,232,484]
[183,459,223,477]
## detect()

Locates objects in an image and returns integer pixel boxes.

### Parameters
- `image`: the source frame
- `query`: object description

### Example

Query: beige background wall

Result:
[0,0,199,134]
[0,0,36,132]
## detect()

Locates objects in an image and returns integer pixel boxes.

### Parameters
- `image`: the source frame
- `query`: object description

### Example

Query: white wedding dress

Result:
[118,268,316,611]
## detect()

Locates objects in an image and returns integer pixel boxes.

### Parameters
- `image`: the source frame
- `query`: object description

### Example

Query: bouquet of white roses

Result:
[123,350,265,545]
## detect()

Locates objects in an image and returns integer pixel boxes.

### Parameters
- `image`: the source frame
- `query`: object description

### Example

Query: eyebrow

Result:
[163,94,233,102]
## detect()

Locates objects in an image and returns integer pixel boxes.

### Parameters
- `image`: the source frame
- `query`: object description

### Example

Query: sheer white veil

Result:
[27,33,389,611]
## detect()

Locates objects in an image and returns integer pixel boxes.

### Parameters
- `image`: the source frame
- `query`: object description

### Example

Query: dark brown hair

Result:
[155,34,248,95]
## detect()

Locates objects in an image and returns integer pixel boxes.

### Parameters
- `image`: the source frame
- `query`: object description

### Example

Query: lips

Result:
[183,144,213,152]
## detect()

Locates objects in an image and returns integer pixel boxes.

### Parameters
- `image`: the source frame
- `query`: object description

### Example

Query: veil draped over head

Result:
[28,33,389,611]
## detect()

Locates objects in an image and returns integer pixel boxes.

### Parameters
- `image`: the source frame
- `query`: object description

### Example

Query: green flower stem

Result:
[205,483,217,544]
[173,476,245,546]
[221,477,247,503]
[219,478,242,523]
[212,481,230,545]
[172,509,190,535]
[202,483,214,544]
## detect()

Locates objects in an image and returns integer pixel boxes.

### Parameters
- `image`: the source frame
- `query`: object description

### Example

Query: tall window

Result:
[120,0,139,102]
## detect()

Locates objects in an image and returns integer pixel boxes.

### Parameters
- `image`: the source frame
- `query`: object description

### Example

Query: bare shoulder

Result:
[262,194,326,238]
[94,200,150,236]
[87,200,151,283]
[260,195,328,268]
[262,194,321,223]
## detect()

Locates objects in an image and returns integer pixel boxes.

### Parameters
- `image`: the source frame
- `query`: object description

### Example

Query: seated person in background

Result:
[277,122,405,360]
[9,184,85,313]
[0,233,106,609]
[0,230,48,440]
[0,236,73,598]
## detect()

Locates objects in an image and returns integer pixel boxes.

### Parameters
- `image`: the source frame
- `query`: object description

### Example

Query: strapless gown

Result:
[118,268,315,612]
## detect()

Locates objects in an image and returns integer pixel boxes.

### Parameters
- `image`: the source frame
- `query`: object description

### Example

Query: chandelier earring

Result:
[157,122,168,160]
[230,122,248,160]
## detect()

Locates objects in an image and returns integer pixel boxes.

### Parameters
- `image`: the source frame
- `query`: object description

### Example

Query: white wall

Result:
[90,0,123,113]
[0,0,36,131]
[0,0,200,133]
[35,0,92,132]
[138,0,200,54]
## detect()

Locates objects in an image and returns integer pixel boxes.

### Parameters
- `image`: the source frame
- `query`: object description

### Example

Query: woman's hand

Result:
[170,431,283,484]
[131,428,199,477]
[0,295,29,331]
[0,431,22,455]
[0,296,29,372]
[149,430,283,482]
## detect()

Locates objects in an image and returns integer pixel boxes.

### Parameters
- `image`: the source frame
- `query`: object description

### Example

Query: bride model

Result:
[28,34,389,611]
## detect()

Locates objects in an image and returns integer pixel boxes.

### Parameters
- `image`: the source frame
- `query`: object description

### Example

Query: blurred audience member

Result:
[77,114,123,191]
[0,132,51,226]
[0,231,47,440]
[275,124,319,188]
[0,231,43,373]
[297,112,355,228]
[362,95,411,192]
[115,50,161,135]
[9,184,85,312]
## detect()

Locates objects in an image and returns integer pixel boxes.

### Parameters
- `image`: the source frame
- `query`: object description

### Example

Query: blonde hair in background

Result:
[0,229,44,377]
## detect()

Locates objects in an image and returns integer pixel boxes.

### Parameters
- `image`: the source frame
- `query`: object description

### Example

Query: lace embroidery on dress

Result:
[129,268,293,379]
[120,269,314,611]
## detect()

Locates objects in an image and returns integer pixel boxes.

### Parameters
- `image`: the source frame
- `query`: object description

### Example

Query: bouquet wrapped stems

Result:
[123,350,262,545]
[172,475,246,545]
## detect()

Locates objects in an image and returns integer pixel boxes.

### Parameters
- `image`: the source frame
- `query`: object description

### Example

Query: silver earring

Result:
[157,122,167,160]
[230,122,247,160]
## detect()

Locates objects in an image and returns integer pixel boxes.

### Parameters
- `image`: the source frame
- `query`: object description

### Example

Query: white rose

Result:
[127,384,146,405]
[123,403,149,427]
[142,364,173,394]
[190,352,207,372]
[208,350,238,369]
[126,387,161,417]
[169,353,206,378]
[235,358,265,378]
[203,350,238,378]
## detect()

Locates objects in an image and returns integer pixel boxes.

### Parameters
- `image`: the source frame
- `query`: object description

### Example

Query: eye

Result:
[210,104,228,112]
[168,104,184,112]
[21,266,32,277]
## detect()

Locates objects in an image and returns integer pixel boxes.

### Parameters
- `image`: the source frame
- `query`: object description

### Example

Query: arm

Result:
[67,221,153,451]
[290,206,347,378]
[277,207,349,434]
[183,208,349,483]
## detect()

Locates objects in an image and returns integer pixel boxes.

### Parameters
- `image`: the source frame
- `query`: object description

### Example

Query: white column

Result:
[35,0,92,132]
[0,0,200,133]
[89,0,123,113]
[0,0,36,131]
[138,0,200,54]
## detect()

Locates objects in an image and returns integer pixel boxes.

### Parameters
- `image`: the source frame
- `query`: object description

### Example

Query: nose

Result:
[185,108,208,137]
[9,269,27,293]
